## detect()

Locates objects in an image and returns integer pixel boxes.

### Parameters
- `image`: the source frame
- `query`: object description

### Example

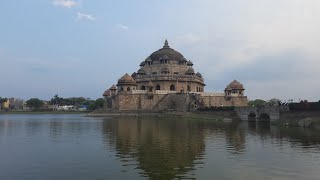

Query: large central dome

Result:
[149,40,184,62]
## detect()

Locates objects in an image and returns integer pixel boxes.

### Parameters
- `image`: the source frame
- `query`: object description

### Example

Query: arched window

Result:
[121,87,124,91]
[170,84,176,91]
[156,85,161,90]
[127,87,130,92]
[149,87,153,92]
[187,85,191,92]
[141,85,146,90]
[196,87,199,92]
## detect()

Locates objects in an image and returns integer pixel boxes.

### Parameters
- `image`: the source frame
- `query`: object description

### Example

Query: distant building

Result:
[57,105,76,111]
[103,40,247,112]
[8,98,24,110]
[1,99,10,109]
[78,105,88,111]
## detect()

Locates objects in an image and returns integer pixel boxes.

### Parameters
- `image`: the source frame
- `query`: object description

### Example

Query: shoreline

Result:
[87,110,320,124]
[0,111,89,115]
[87,110,239,122]
[2,110,320,125]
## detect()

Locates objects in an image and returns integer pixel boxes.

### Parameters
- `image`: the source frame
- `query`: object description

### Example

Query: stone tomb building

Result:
[103,40,247,112]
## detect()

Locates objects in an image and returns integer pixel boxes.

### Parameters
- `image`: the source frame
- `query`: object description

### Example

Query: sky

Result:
[0,0,319,101]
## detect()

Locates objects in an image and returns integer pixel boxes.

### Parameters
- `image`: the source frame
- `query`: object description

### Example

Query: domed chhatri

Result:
[224,80,245,97]
[226,80,244,90]
[103,40,248,111]
[103,89,110,97]
[117,73,136,85]
[110,84,117,90]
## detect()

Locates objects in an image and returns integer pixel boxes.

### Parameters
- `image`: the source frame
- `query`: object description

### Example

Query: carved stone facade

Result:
[103,40,247,112]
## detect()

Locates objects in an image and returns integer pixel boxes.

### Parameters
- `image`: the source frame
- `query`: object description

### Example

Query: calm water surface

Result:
[1,114,320,180]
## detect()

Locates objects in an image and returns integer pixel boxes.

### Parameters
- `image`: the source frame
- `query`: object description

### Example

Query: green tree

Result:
[0,97,8,103]
[51,94,63,106]
[87,98,105,111]
[26,98,44,110]
[248,99,266,107]
[95,98,105,109]
[267,98,282,106]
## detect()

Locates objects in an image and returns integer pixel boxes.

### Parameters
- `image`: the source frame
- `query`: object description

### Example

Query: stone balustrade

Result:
[135,74,204,84]
[155,90,177,94]
[132,90,147,94]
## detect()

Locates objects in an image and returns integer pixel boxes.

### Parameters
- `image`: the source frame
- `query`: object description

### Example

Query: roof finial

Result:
[163,39,170,48]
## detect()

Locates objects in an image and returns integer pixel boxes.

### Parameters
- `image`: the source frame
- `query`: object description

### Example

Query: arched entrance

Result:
[141,85,146,90]
[259,113,270,121]
[156,85,160,90]
[170,84,176,91]
[248,113,256,121]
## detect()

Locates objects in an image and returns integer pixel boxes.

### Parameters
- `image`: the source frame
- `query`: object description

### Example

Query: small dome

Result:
[180,57,187,62]
[137,68,146,75]
[186,67,195,75]
[103,89,111,97]
[187,60,193,66]
[196,72,202,78]
[161,67,170,73]
[139,61,145,66]
[110,84,117,90]
[117,73,136,85]
[226,80,244,90]
[131,72,137,78]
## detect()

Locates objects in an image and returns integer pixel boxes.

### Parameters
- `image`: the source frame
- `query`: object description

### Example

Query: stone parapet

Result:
[135,74,204,84]
[155,90,177,94]
[132,90,147,94]
[198,92,225,96]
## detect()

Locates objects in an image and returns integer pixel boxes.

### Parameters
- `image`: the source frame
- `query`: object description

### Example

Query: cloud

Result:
[76,12,96,21]
[52,0,77,8]
[116,24,129,31]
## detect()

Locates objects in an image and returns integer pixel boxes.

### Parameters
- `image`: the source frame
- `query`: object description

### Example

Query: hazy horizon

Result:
[1,0,319,101]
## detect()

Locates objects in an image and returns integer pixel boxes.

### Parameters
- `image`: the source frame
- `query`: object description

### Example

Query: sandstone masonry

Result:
[103,40,247,112]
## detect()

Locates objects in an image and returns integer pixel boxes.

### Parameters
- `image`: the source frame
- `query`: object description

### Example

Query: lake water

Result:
[1,114,320,180]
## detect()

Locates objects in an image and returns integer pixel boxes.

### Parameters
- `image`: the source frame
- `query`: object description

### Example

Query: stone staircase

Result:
[152,93,190,112]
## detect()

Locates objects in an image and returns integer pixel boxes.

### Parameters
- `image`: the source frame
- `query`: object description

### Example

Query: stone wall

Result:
[110,92,247,112]
[200,95,247,107]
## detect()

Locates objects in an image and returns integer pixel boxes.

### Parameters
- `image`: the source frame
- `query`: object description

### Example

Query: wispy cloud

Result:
[116,24,129,31]
[52,0,77,8]
[77,12,96,21]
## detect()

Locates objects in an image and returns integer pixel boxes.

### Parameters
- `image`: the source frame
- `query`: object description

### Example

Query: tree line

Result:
[1,95,105,111]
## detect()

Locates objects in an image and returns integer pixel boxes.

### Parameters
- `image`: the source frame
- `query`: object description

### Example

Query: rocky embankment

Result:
[280,111,320,127]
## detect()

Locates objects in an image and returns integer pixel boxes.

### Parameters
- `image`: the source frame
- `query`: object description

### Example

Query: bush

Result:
[198,106,235,111]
